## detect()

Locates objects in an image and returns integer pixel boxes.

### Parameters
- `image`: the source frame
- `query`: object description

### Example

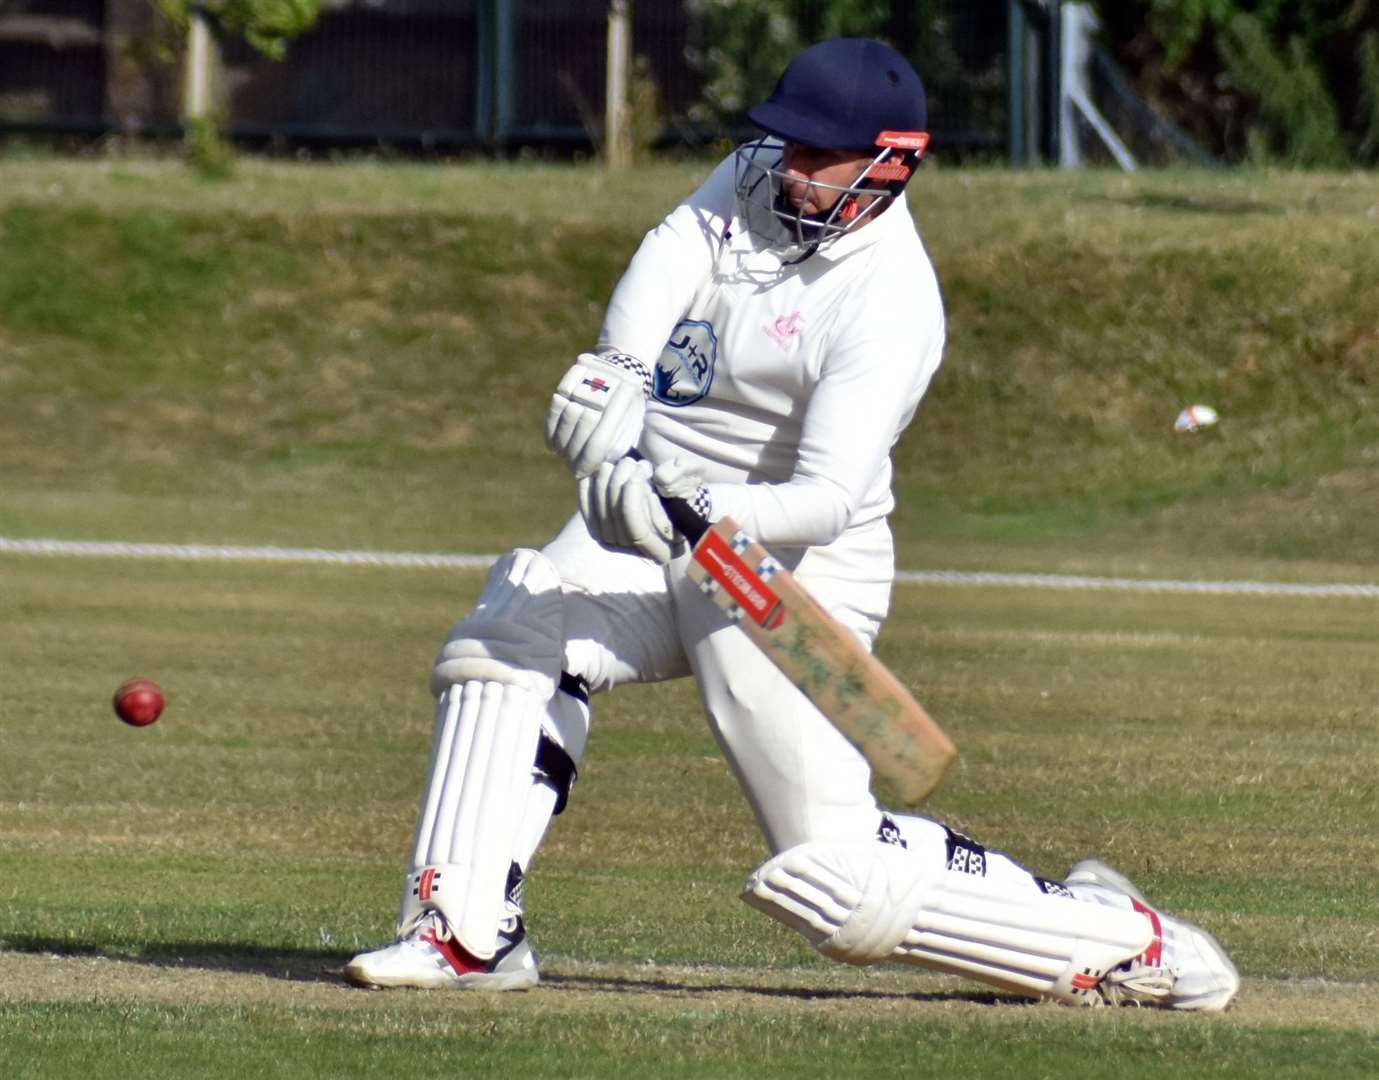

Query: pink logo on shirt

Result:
[765,310,804,351]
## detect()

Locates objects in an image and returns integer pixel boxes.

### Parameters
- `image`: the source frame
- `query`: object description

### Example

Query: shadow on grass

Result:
[542,970,1028,1007]
[3,936,1030,1006]
[0,935,349,983]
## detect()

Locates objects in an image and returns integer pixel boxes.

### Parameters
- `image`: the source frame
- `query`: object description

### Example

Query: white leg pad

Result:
[402,681,543,959]
[893,872,1154,1003]
[398,548,569,960]
[744,842,1153,1004]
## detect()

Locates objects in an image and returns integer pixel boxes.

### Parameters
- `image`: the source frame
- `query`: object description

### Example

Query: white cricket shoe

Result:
[344,910,539,991]
[1064,859,1240,1011]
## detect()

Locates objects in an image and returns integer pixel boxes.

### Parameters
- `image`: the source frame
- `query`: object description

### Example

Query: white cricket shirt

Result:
[598,152,945,554]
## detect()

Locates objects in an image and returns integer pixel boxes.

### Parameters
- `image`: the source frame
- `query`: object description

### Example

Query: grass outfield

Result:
[1,553,1377,1077]
[1,158,1377,1075]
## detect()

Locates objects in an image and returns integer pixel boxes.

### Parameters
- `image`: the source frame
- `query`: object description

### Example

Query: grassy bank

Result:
[1,158,1376,578]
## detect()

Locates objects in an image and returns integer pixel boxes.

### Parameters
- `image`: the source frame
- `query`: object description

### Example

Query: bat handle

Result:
[626,450,707,545]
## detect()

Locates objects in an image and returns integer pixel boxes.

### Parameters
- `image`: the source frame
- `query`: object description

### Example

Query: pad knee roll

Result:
[431,548,566,700]
[743,842,936,965]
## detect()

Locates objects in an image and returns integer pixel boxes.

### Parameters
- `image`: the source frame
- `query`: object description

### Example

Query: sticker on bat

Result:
[693,529,785,630]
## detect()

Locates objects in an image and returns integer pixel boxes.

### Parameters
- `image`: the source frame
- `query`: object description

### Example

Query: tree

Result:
[152,0,320,174]
[156,0,320,62]
[683,0,1006,149]
[1091,0,1379,166]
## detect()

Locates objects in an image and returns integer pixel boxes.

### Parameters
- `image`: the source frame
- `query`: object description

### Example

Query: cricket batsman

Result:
[346,38,1239,1010]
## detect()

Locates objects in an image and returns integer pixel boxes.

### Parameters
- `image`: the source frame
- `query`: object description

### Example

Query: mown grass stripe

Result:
[3,536,1377,598]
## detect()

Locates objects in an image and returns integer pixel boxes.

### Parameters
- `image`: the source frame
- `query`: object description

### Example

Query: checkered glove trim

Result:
[601,352,653,399]
[686,484,712,522]
[651,459,712,524]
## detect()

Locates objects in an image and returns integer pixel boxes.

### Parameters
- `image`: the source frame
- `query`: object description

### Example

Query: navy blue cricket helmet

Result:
[748,37,927,151]
[734,38,930,258]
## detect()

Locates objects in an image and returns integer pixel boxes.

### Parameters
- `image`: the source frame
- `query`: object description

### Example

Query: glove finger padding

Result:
[614,458,677,564]
[577,470,607,546]
[579,462,631,549]
[545,354,648,479]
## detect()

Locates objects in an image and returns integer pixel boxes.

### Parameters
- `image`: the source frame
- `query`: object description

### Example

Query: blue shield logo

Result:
[653,319,717,407]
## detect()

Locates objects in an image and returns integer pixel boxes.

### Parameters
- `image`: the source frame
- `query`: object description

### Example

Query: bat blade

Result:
[685,517,956,806]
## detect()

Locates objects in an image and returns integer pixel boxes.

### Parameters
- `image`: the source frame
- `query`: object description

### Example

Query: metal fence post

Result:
[1006,0,1026,165]
[476,0,514,146]
[494,0,514,143]
[476,0,493,141]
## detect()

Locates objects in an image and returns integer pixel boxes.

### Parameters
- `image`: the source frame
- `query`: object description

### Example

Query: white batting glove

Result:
[545,352,652,479]
[652,458,713,524]
[578,456,678,564]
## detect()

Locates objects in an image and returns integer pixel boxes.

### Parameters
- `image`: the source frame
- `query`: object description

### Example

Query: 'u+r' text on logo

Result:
[653,319,718,406]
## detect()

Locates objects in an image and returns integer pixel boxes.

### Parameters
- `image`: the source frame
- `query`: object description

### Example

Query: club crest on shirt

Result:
[764,309,804,352]
[654,319,718,406]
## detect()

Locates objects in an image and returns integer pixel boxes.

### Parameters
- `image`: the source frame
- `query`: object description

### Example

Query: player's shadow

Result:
[541,970,1031,1008]
[3,935,349,984]
[7,937,1031,1005]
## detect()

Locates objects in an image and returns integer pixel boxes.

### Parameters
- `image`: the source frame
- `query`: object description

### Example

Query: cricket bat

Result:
[659,494,957,806]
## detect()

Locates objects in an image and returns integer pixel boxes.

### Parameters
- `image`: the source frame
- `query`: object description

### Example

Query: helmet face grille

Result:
[732,138,898,259]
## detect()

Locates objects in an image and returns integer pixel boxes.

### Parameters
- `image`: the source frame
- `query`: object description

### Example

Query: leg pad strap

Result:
[535,729,577,816]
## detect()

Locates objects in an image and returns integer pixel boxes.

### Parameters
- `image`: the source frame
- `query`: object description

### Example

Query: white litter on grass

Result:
[1174,404,1219,433]
[3,536,1377,599]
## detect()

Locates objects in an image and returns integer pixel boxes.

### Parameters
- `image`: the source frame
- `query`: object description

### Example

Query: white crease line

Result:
[3,536,1377,598]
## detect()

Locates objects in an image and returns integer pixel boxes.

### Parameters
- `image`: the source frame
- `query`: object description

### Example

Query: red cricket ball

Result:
[113,677,165,727]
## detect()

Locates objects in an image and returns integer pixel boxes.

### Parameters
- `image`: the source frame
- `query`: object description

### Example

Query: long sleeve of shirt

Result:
[597,151,946,552]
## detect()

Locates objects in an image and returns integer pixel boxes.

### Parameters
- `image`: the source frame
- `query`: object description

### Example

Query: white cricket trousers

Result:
[542,512,896,853]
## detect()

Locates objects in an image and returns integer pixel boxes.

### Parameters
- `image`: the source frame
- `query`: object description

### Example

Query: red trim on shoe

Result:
[420,929,489,976]
[1132,899,1164,967]
[1071,971,1102,991]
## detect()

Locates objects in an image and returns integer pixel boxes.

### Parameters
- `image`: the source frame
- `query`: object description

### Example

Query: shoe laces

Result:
[1098,958,1177,1005]
[403,906,524,948]
[401,909,452,947]
[1071,875,1180,1005]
